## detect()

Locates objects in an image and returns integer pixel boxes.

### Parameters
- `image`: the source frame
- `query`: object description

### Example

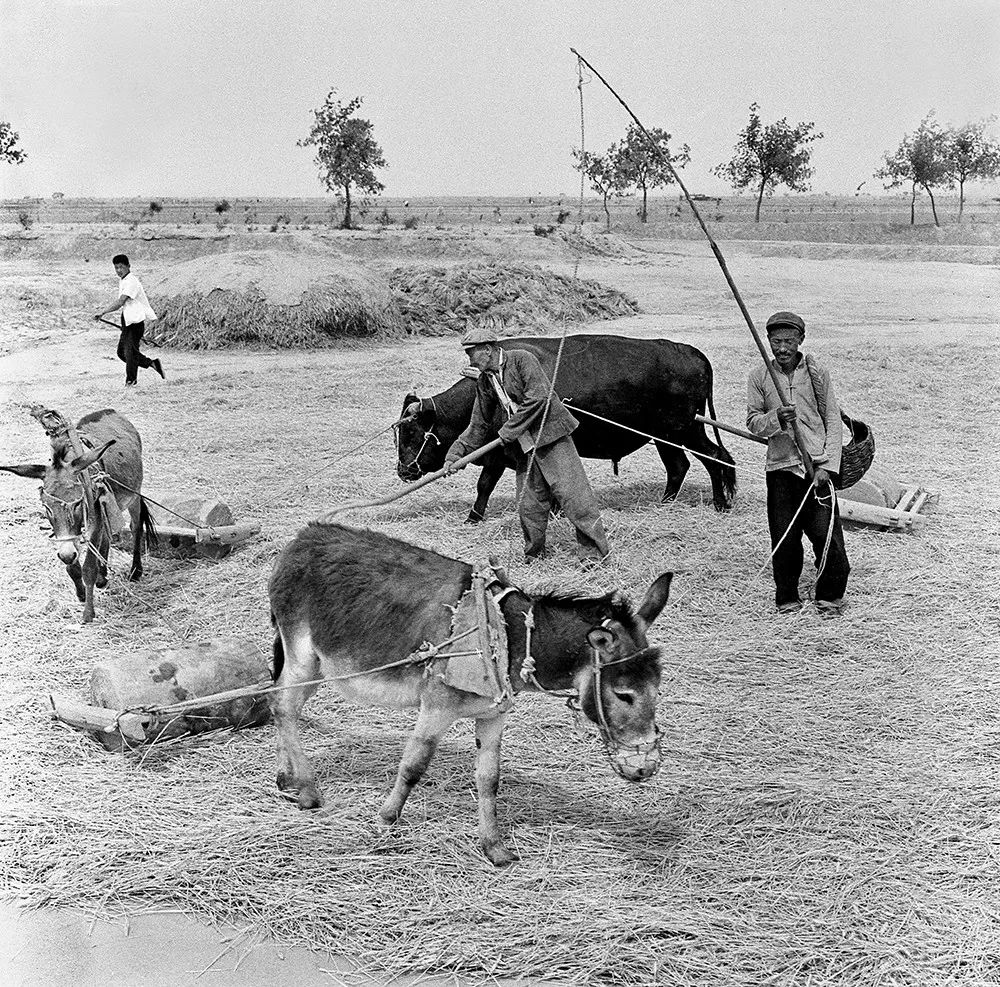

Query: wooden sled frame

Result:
[838,481,939,531]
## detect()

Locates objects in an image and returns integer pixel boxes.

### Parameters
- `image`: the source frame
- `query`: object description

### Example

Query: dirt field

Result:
[1,218,998,986]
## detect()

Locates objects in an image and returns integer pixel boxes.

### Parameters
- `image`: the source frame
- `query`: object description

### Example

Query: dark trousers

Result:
[516,437,610,561]
[766,469,850,606]
[117,318,153,384]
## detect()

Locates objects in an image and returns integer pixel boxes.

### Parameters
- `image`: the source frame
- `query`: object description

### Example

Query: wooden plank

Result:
[472,577,505,701]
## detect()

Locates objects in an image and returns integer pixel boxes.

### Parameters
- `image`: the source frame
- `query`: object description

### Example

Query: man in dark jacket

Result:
[441,327,610,563]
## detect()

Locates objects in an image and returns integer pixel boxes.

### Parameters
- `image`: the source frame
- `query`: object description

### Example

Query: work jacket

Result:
[446,349,578,463]
[746,353,843,476]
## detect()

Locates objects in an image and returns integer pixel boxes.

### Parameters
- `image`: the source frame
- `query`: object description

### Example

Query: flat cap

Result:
[765,311,806,335]
[460,326,500,348]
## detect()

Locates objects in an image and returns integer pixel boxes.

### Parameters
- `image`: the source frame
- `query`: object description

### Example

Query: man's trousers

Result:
[766,468,850,606]
[515,437,610,562]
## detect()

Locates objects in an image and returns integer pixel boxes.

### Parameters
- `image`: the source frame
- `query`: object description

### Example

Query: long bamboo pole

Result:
[570,48,814,478]
[318,437,504,521]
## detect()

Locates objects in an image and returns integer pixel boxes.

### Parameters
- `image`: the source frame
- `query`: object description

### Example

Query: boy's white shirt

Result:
[118,271,157,324]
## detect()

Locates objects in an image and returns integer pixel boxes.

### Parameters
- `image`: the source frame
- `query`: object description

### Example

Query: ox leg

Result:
[474,713,518,867]
[682,426,737,512]
[657,443,690,502]
[379,703,456,825]
[466,453,506,524]
[271,629,323,810]
[66,562,86,602]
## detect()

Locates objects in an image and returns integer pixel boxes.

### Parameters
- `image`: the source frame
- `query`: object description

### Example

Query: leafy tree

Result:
[943,118,1000,221]
[611,124,690,223]
[571,150,625,231]
[0,121,27,164]
[713,103,822,222]
[876,113,952,226]
[298,90,387,229]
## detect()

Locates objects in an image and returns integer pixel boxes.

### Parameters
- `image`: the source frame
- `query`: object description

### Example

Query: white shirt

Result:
[119,272,157,325]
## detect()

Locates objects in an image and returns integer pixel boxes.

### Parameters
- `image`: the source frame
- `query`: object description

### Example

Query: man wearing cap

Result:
[747,311,850,616]
[432,327,610,563]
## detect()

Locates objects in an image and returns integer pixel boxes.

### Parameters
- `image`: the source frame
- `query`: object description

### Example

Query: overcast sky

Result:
[2,0,998,199]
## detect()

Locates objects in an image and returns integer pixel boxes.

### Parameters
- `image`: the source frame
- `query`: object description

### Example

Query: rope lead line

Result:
[568,47,816,480]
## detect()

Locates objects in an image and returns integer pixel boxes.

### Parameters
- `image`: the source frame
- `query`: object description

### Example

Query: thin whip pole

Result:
[318,437,504,520]
[570,48,815,479]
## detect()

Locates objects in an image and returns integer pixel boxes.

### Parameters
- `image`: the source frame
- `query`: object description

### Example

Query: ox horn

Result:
[70,438,116,472]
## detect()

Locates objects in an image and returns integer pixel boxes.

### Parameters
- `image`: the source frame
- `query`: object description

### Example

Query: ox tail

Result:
[271,628,285,682]
[706,376,738,506]
[139,497,158,549]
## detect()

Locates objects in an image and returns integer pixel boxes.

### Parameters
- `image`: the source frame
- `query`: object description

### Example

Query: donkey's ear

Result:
[636,572,673,630]
[70,439,116,472]
[587,626,617,654]
[0,463,47,480]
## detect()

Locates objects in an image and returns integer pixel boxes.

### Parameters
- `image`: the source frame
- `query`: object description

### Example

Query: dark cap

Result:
[765,311,806,335]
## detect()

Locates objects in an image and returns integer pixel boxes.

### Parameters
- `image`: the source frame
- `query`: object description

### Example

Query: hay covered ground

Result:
[0,221,998,986]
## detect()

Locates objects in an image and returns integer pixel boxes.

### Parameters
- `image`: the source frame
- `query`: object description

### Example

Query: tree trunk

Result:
[640,185,648,223]
[602,192,611,232]
[958,179,965,222]
[342,184,353,229]
[910,182,916,225]
[755,180,765,223]
[924,184,940,227]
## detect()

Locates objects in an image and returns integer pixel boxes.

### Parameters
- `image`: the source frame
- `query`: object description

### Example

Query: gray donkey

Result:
[1,406,156,623]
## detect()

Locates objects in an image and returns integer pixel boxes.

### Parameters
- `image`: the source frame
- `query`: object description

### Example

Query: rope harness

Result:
[394,425,441,478]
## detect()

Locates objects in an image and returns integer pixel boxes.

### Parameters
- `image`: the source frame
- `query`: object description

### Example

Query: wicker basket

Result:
[835,413,876,489]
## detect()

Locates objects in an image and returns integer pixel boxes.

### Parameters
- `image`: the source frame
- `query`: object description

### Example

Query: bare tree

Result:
[876,113,952,227]
[571,150,625,231]
[298,90,387,229]
[943,118,1000,221]
[713,103,822,222]
[0,121,27,164]
[611,124,690,223]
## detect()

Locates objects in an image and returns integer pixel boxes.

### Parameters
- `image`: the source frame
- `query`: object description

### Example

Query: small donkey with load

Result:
[0,406,156,623]
[270,522,673,866]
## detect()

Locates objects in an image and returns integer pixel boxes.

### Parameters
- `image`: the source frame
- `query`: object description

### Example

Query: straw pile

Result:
[145,250,403,349]
[1,334,998,986]
[389,261,640,336]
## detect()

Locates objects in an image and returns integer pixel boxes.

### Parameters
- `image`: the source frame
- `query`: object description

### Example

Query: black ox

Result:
[396,334,737,522]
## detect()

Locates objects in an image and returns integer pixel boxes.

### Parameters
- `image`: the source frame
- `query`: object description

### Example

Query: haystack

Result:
[389,261,640,336]
[145,250,402,349]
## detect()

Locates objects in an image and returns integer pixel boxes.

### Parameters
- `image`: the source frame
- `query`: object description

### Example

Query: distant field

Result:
[3,192,999,235]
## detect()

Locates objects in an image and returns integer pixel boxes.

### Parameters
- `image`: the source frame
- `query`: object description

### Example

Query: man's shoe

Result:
[125,381,137,387]
[777,600,803,615]
[816,598,845,618]
[152,358,166,380]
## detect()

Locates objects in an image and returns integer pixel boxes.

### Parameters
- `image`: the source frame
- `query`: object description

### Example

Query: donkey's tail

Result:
[139,497,158,549]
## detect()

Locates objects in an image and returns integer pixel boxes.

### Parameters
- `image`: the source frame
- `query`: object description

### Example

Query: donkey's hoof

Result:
[96,574,108,588]
[296,786,322,810]
[483,841,519,867]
